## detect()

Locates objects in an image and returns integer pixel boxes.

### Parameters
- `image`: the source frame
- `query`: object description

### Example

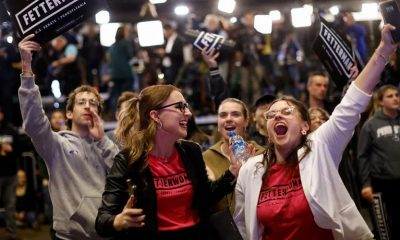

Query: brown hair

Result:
[116,84,181,169]
[259,96,311,179]
[376,84,398,102]
[218,98,250,120]
[65,85,103,129]
[308,107,330,122]
[116,91,138,113]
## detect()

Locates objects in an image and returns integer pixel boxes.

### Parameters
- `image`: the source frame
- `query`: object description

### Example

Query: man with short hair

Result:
[18,34,119,240]
[306,71,333,113]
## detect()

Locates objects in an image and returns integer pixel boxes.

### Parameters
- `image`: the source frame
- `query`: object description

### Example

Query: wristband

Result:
[20,71,35,78]
[374,51,388,65]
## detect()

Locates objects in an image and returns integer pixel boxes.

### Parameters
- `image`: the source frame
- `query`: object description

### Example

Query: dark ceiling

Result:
[106,0,367,22]
[0,0,368,24]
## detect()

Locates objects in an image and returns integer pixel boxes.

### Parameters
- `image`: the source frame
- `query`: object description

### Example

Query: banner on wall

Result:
[3,0,108,44]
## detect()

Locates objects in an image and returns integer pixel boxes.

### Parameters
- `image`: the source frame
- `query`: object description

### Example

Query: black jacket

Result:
[96,140,236,239]
[0,122,20,176]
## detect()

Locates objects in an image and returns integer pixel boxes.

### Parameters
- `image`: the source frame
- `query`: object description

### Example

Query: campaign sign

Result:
[3,0,108,44]
[312,16,356,91]
[372,193,390,240]
[192,30,234,54]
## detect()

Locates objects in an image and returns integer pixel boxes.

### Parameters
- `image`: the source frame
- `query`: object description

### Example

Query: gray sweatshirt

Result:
[18,76,119,239]
[358,109,400,188]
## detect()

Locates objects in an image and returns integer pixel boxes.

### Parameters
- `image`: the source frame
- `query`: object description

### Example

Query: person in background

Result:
[233,24,397,240]
[50,109,67,132]
[308,107,330,132]
[343,12,368,65]
[15,169,38,229]
[309,107,362,209]
[306,71,334,113]
[203,97,264,213]
[49,35,81,96]
[357,84,400,240]
[96,84,241,239]
[185,116,213,152]
[247,94,276,146]
[79,23,104,88]
[106,91,138,147]
[0,105,21,240]
[18,34,119,240]
[157,22,184,85]
[0,22,20,124]
[108,25,135,117]
[201,14,230,81]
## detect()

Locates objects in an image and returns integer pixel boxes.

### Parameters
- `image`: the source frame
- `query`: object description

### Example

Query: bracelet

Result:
[20,71,35,78]
[209,66,219,76]
[374,51,389,65]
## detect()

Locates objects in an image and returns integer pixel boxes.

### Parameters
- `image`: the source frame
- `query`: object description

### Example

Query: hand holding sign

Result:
[185,29,235,54]
[313,16,358,91]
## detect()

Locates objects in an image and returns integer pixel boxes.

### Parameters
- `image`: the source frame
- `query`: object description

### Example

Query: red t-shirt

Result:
[256,163,334,240]
[148,150,199,231]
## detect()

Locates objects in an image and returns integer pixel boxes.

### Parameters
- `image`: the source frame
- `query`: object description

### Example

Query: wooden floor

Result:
[0,224,51,240]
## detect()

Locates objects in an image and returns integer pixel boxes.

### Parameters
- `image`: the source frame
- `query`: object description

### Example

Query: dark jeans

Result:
[0,175,17,238]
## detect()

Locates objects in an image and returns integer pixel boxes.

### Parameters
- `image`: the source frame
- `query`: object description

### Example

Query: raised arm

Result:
[353,25,397,93]
[201,48,228,111]
[17,35,63,161]
[18,34,41,77]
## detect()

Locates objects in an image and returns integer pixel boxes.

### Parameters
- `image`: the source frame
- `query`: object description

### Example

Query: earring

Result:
[156,120,163,130]
[301,129,307,136]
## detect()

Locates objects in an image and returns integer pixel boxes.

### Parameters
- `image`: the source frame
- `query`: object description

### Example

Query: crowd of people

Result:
[0,10,399,240]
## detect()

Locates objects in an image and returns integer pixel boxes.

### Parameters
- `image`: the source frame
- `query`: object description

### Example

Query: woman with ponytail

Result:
[96,84,241,239]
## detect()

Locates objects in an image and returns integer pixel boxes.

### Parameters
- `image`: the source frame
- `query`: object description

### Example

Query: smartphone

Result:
[380,0,400,42]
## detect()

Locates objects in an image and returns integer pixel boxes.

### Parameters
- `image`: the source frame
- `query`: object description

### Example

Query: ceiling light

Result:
[291,7,312,28]
[175,5,189,16]
[95,10,110,24]
[269,10,281,21]
[218,0,236,14]
[254,15,272,34]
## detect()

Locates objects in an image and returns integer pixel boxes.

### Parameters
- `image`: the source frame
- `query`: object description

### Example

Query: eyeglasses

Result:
[75,98,99,108]
[264,106,295,120]
[156,101,189,113]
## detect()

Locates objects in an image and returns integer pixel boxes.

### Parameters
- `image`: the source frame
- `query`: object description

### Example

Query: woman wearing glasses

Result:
[233,24,397,240]
[96,84,241,239]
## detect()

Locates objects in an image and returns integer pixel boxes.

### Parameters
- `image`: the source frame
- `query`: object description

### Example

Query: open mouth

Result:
[224,126,236,131]
[179,120,188,127]
[274,123,288,135]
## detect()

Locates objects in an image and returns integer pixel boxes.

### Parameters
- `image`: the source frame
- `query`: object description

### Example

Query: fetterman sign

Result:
[3,0,108,43]
[313,16,357,91]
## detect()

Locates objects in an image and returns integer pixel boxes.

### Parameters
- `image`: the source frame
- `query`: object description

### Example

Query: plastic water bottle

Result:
[228,130,250,163]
